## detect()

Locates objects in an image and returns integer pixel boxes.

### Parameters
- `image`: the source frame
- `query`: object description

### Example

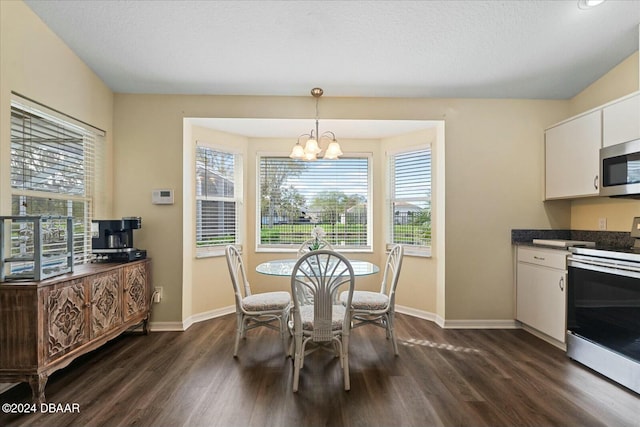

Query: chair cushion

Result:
[340,290,389,311]
[242,291,290,312]
[298,304,346,331]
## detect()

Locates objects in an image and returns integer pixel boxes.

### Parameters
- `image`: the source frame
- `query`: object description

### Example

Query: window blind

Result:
[195,145,240,254]
[11,109,87,195]
[258,156,371,249]
[10,99,104,264]
[389,147,431,248]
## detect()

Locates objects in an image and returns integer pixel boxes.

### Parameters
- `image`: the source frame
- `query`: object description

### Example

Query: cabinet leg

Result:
[28,373,48,404]
[143,317,150,335]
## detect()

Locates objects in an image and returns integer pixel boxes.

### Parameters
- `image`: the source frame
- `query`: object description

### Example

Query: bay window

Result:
[258,155,371,251]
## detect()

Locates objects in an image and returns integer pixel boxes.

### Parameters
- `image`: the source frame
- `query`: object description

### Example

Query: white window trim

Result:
[255,151,373,253]
[387,144,431,258]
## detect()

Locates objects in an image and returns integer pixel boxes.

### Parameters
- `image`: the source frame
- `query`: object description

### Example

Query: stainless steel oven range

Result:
[567,245,640,394]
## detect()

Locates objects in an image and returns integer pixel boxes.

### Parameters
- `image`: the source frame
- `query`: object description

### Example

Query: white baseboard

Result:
[440,318,519,329]
[396,305,438,322]
[395,305,518,329]
[148,321,187,332]
[150,305,518,333]
[182,306,235,330]
[149,306,235,332]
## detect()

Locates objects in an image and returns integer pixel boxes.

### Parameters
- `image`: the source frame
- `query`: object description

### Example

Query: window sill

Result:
[196,251,224,259]
[196,244,241,259]
[404,248,431,258]
[386,244,431,258]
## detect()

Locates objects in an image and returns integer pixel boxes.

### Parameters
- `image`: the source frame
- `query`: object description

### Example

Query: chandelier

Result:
[289,88,343,161]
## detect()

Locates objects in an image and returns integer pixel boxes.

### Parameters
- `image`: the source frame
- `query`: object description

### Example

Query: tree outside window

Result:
[258,156,371,249]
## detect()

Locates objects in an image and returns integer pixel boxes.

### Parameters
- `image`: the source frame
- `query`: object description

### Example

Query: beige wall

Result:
[113,94,569,324]
[0,1,114,217]
[571,198,640,231]
[569,51,639,115]
[442,99,570,320]
[8,0,633,326]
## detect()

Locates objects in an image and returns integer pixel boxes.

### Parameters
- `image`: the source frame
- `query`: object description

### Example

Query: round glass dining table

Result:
[256,258,379,277]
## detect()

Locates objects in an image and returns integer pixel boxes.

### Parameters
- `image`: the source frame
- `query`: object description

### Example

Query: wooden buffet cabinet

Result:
[0,259,151,403]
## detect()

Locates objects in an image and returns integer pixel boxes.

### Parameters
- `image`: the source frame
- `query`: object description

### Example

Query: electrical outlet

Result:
[154,287,163,303]
[598,218,607,231]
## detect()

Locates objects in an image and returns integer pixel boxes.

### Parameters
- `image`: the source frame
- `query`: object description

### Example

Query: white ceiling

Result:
[24,0,640,99]
[22,0,640,138]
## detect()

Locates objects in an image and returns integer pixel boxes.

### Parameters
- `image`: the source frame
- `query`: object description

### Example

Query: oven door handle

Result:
[568,256,640,278]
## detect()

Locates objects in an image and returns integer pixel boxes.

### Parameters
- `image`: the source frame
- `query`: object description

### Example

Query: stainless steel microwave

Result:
[600,139,640,198]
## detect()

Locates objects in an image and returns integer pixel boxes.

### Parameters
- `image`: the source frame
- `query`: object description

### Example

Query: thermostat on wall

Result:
[152,189,174,205]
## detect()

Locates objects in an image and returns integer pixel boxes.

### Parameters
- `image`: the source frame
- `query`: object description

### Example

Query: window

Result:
[195,144,242,256]
[388,147,431,254]
[10,96,105,265]
[258,155,371,250]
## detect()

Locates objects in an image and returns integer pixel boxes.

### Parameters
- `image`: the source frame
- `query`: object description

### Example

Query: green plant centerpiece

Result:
[309,225,326,251]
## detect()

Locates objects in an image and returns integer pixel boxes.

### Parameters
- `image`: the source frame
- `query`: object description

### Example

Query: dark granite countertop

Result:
[511,229,634,249]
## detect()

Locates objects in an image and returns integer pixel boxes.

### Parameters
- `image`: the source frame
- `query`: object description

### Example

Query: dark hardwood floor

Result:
[1,313,638,427]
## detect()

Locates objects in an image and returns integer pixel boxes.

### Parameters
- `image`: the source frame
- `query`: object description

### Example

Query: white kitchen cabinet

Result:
[602,92,640,147]
[545,110,601,199]
[516,246,567,343]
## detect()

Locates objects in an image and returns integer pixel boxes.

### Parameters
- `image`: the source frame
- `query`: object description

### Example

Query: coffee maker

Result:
[91,216,147,262]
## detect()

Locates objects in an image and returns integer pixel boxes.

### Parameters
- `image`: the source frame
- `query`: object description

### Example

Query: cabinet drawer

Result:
[517,247,567,269]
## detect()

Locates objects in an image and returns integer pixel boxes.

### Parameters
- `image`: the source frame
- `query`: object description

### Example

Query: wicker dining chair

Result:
[225,245,291,357]
[339,244,404,355]
[290,250,355,392]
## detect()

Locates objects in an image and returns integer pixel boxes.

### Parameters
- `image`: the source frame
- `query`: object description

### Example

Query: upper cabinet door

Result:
[545,110,602,200]
[603,93,640,148]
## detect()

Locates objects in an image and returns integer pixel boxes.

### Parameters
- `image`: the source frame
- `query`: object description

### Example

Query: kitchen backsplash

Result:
[511,229,635,248]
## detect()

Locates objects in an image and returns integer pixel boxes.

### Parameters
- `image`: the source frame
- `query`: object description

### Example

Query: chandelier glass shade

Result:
[289,88,343,161]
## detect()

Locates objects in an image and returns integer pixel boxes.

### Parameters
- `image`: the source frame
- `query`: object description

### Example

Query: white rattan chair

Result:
[340,244,404,355]
[296,238,334,258]
[225,245,291,358]
[290,250,355,392]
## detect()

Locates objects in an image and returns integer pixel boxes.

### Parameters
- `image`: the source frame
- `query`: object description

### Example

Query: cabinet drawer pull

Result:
[559,277,564,291]
[533,256,545,261]
[594,175,598,190]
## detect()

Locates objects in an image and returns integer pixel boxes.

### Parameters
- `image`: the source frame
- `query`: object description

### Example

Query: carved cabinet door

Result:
[90,269,123,339]
[43,278,89,363]
[123,262,148,322]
